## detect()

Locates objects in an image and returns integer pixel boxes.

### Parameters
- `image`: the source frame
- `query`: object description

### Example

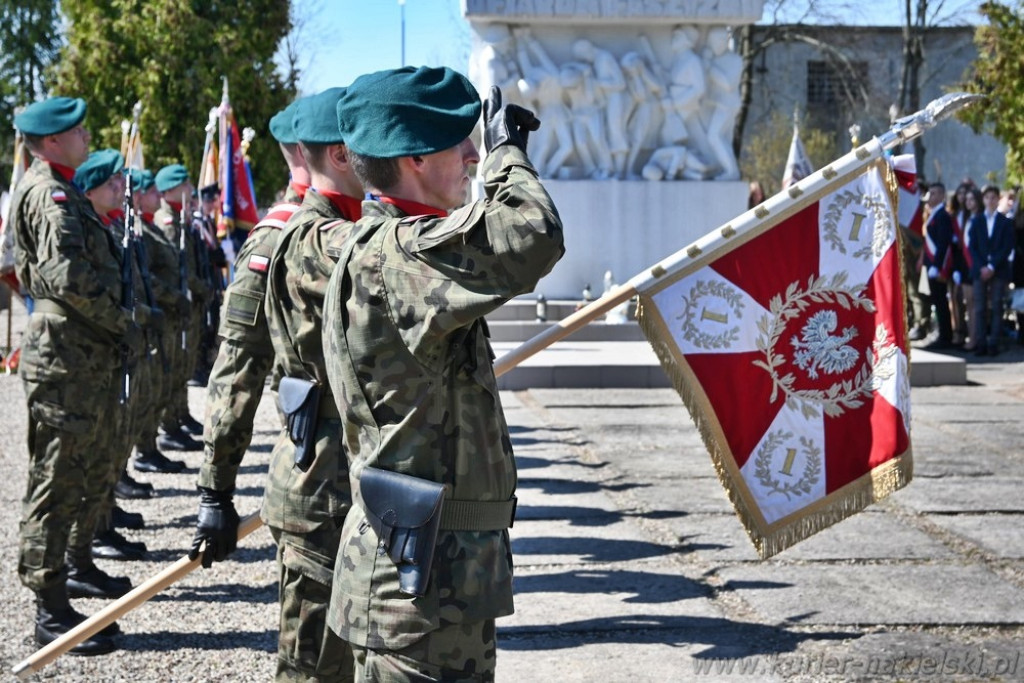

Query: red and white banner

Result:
[637,158,912,558]
[782,124,814,189]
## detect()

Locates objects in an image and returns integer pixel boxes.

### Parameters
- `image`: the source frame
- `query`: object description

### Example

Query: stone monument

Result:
[464,0,765,299]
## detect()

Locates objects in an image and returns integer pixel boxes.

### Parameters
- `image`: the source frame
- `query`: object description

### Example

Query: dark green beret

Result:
[129,168,155,192]
[155,164,190,193]
[14,97,87,136]
[336,66,481,158]
[293,87,347,145]
[269,99,302,145]
[74,149,124,192]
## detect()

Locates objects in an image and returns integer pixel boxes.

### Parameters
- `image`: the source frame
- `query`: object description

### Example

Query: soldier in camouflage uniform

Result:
[68,150,154,566]
[152,164,207,455]
[189,99,310,571]
[260,87,362,682]
[322,68,563,681]
[131,168,190,478]
[11,97,143,655]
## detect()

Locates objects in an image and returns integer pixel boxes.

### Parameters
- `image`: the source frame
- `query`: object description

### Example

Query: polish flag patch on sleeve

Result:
[51,190,67,202]
[248,254,270,273]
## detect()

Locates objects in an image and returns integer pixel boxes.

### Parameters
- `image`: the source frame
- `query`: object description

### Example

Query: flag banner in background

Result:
[218,100,259,237]
[637,158,912,559]
[782,122,814,189]
[1,131,31,283]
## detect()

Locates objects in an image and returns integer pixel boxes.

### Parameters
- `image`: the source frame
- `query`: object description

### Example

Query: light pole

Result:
[399,0,406,67]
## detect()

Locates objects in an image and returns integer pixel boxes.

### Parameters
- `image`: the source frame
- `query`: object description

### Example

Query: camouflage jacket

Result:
[322,145,564,649]
[140,215,189,318]
[198,200,299,492]
[13,159,133,387]
[261,188,357,531]
[154,200,209,300]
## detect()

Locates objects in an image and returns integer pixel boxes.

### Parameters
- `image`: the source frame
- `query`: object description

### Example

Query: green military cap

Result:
[155,163,190,192]
[74,149,124,192]
[269,99,302,145]
[293,88,347,145]
[336,66,481,158]
[14,97,88,136]
[129,168,155,192]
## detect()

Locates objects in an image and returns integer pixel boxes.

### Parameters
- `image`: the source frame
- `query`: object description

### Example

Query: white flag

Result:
[782,123,814,189]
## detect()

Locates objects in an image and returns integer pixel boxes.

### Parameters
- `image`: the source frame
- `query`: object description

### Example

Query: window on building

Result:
[806,60,868,111]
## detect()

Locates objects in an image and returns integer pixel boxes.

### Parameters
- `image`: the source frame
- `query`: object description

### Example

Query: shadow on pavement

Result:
[499,615,855,659]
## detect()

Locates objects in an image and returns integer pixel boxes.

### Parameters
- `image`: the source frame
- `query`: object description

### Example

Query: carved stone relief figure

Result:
[561,61,614,179]
[701,26,742,180]
[572,38,630,178]
[641,145,713,181]
[620,49,665,179]
[472,24,525,109]
[664,26,707,149]
[513,27,576,178]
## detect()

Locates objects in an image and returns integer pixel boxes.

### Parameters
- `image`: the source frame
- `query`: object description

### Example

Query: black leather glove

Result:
[483,86,540,153]
[189,486,240,568]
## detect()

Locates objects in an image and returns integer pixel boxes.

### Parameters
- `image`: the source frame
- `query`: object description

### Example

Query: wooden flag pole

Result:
[11,513,263,680]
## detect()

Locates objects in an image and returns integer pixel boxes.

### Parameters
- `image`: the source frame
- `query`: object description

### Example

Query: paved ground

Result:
[1,292,1024,681]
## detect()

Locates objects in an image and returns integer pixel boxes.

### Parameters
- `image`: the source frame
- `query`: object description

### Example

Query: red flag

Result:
[217,89,259,236]
[637,157,912,558]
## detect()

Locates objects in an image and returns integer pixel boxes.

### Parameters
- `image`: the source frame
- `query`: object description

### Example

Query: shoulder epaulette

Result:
[399,213,439,225]
[254,202,302,231]
[318,218,347,233]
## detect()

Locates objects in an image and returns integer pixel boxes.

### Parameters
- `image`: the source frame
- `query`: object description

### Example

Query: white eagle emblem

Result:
[790,310,859,379]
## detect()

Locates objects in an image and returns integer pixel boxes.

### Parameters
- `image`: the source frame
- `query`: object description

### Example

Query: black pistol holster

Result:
[360,467,445,597]
[278,377,320,471]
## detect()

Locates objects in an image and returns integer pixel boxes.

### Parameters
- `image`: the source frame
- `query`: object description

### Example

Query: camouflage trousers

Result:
[18,376,111,589]
[135,339,169,452]
[162,311,195,429]
[66,359,142,562]
[270,519,354,683]
[351,618,497,683]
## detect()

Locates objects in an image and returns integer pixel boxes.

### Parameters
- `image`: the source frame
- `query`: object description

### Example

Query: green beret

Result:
[74,149,124,192]
[293,88,347,145]
[14,97,87,136]
[129,168,155,192]
[269,99,302,145]
[155,164,190,193]
[336,66,481,158]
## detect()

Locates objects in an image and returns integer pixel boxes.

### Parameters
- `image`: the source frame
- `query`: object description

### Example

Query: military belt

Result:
[440,496,517,531]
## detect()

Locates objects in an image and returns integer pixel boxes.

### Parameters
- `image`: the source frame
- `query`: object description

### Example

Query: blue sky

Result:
[291,0,985,95]
[292,0,469,95]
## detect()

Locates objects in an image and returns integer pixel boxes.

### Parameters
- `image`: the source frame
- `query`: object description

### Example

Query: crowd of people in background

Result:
[910,178,1024,356]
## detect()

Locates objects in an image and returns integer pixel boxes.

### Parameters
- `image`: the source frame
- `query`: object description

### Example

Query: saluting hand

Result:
[483,86,540,154]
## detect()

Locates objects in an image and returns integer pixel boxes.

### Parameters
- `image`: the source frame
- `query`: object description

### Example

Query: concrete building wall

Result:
[745,25,1006,187]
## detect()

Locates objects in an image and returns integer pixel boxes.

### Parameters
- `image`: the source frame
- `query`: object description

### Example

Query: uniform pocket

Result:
[224,287,263,327]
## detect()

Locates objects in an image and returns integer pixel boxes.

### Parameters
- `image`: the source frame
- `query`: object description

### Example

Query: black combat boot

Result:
[111,505,145,530]
[114,469,156,499]
[92,528,147,561]
[35,584,118,654]
[66,563,133,599]
[134,448,187,472]
[155,428,202,453]
[178,412,204,436]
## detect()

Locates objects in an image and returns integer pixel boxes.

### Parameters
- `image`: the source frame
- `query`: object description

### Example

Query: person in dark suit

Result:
[967,184,1015,356]
[923,182,954,348]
